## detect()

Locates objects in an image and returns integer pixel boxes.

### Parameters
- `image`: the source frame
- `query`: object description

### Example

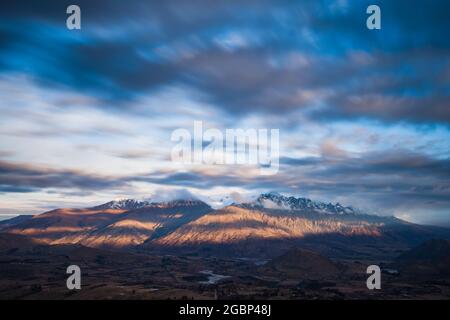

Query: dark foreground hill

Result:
[394,239,450,279]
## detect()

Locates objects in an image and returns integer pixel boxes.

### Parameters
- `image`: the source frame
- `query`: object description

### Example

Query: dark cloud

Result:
[122,149,450,213]
[0,185,35,193]
[0,1,449,123]
[179,46,450,122]
[278,150,450,210]
[0,160,127,191]
[279,156,321,166]
[309,150,450,179]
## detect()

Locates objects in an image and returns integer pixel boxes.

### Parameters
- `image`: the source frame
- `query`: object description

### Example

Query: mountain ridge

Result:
[2,193,450,259]
[239,192,360,215]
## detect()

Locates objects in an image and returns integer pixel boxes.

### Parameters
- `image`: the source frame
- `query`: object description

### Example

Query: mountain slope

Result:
[0,233,41,252]
[0,215,33,230]
[5,200,212,248]
[3,207,127,243]
[152,205,383,246]
[146,204,450,259]
[4,194,450,259]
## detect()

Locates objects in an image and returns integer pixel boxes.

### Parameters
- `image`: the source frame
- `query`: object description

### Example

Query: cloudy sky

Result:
[0,0,449,225]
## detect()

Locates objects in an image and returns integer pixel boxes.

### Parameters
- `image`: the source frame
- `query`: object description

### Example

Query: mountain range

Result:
[1,193,450,260]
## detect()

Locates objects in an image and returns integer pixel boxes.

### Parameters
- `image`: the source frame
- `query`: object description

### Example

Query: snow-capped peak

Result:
[243,193,358,215]
[149,199,211,209]
[93,199,152,210]
[93,198,211,211]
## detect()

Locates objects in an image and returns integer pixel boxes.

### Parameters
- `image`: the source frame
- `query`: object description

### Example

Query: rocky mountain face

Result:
[91,199,152,210]
[152,205,381,246]
[146,204,411,259]
[241,192,358,215]
[1,194,450,259]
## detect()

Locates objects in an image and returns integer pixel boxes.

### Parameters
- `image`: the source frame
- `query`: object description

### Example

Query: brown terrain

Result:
[0,194,449,300]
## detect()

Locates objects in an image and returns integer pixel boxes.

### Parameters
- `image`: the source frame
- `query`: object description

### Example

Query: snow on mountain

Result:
[92,199,152,210]
[242,192,358,215]
[92,198,209,211]
[149,199,210,209]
